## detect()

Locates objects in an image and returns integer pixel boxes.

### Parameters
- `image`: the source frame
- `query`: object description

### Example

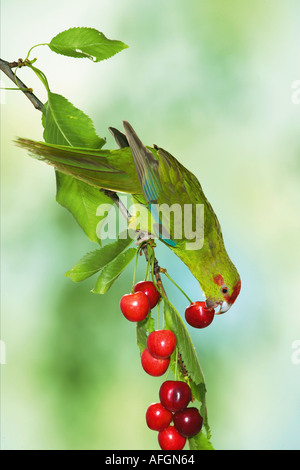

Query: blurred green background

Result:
[1,0,300,450]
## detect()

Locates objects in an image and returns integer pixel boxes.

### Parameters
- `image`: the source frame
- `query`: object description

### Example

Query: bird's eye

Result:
[221,285,228,295]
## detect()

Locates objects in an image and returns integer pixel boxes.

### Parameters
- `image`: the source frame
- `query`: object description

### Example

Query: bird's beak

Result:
[217,300,231,314]
[205,298,217,310]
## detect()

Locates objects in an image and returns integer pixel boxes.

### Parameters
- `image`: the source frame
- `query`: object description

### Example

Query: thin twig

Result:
[0,58,44,111]
[139,242,167,297]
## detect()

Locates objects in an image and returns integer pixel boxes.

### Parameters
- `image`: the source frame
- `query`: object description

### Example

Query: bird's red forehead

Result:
[213,275,241,305]
[213,274,224,286]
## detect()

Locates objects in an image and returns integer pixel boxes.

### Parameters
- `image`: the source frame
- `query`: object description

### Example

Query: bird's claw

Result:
[135,232,153,246]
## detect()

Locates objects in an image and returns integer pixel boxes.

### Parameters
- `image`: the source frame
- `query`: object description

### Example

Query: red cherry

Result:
[185,301,215,328]
[159,380,191,412]
[134,281,160,309]
[120,292,150,322]
[147,330,177,359]
[141,348,170,377]
[173,407,203,438]
[158,425,186,450]
[145,402,173,431]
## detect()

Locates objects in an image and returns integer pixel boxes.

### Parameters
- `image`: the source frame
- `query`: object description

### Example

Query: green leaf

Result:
[136,314,155,354]
[49,27,128,62]
[189,431,214,451]
[56,172,112,244]
[42,93,105,149]
[41,90,108,243]
[92,247,138,294]
[65,235,134,282]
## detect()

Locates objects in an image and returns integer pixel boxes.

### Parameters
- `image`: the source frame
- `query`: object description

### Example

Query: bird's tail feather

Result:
[109,127,129,149]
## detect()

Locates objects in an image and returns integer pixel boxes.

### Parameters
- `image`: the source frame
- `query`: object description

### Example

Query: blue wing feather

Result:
[123,121,177,247]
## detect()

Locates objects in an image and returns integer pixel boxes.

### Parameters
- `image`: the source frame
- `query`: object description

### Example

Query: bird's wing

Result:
[15,138,140,194]
[122,121,194,246]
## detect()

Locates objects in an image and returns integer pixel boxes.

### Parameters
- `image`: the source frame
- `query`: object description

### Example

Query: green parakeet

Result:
[16,121,241,313]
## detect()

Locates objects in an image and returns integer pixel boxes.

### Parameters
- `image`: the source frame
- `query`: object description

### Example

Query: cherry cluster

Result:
[146,380,203,450]
[119,279,209,450]
[141,328,176,376]
[120,280,158,322]
[120,280,175,376]
[120,279,215,331]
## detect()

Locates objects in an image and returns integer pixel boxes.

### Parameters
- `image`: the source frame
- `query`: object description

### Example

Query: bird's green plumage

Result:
[16,122,240,310]
[149,146,240,301]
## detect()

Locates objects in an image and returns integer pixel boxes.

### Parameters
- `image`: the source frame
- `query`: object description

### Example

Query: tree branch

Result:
[0,58,44,111]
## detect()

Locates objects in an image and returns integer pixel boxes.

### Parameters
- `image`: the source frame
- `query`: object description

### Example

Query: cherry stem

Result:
[131,247,140,293]
[156,300,160,330]
[162,300,166,329]
[146,243,166,299]
[163,271,192,304]
[144,253,151,281]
